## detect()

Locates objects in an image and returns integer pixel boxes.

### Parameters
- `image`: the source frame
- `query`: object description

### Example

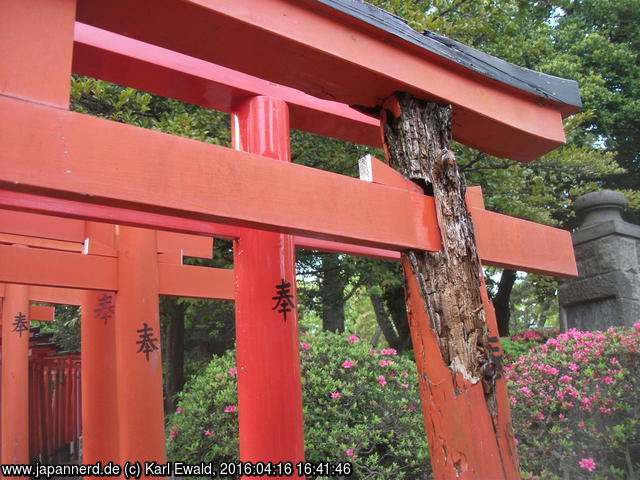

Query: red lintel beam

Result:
[76,0,574,161]
[72,23,379,147]
[0,209,213,259]
[29,305,55,322]
[0,96,576,276]
[0,244,235,299]
[0,95,441,252]
[362,155,577,277]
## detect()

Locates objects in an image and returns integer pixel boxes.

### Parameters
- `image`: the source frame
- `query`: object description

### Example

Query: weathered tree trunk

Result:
[385,284,411,351]
[164,300,186,412]
[320,253,346,332]
[370,286,411,351]
[370,291,400,347]
[494,269,517,337]
[381,92,520,479]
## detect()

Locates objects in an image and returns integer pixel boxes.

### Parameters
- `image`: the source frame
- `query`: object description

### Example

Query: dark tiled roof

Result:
[317,0,581,108]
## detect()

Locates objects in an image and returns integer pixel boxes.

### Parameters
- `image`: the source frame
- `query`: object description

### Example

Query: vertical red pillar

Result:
[81,223,120,466]
[1,283,30,474]
[232,96,305,475]
[114,226,166,475]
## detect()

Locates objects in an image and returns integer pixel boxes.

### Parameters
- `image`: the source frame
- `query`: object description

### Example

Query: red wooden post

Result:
[114,226,166,475]
[1,283,30,475]
[232,96,306,475]
[0,0,75,470]
[81,222,120,466]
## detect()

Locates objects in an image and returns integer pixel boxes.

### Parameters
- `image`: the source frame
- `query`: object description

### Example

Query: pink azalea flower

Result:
[579,458,596,472]
[634,322,640,332]
[204,429,213,437]
[347,335,360,343]
[224,405,237,413]
[169,431,178,440]
[402,383,409,389]
[401,371,408,378]
[379,359,393,367]
[342,360,354,369]
[345,449,354,457]
[378,375,387,386]
[176,407,183,414]
[300,342,311,350]
[368,349,378,355]
[601,376,613,384]
[559,375,572,383]
[228,367,238,375]
[381,348,397,356]
[569,363,578,371]
[331,392,342,399]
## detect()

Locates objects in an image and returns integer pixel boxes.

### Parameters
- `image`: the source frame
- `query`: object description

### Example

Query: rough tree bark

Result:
[164,300,186,412]
[370,286,411,352]
[370,292,400,346]
[493,269,517,337]
[381,92,520,479]
[320,253,347,332]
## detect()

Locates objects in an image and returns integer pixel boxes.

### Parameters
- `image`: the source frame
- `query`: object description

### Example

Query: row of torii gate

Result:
[0,1,580,478]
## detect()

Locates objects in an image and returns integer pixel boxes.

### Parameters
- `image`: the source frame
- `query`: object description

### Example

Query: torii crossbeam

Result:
[0,0,580,478]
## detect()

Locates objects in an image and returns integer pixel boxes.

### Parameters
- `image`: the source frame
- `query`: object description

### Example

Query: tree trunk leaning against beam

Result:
[381,92,520,479]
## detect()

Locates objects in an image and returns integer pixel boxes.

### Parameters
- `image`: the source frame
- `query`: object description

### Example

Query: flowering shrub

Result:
[505,325,640,479]
[510,328,561,344]
[167,331,430,479]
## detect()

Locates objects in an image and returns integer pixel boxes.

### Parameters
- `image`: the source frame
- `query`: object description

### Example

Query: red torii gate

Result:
[0,215,233,470]
[0,1,580,478]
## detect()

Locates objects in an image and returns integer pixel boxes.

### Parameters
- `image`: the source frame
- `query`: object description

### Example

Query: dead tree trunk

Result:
[494,269,517,337]
[381,92,520,479]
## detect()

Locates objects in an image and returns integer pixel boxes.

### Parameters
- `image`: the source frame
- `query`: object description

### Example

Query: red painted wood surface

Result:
[0,96,576,274]
[233,97,305,477]
[0,95,440,252]
[28,305,55,322]
[402,257,521,479]
[81,222,119,469]
[0,0,76,108]
[114,227,166,476]
[75,0,572,161]
[29,355,81,462]
[1,283,30,473]
[0,243,235,299]
[480,279,520,477]
[72,23,379,148]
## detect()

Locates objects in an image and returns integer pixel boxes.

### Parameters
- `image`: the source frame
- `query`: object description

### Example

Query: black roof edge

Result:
[316,0,582,110]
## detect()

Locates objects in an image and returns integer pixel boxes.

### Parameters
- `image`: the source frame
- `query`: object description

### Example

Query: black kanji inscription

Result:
[94,293,115,323]
[12,312,28,337]
[272,278,295,322]
[136,322,159,361]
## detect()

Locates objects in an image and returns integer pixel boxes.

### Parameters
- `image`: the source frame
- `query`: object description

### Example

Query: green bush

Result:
[167,331,430,479]
[505,325,640,479]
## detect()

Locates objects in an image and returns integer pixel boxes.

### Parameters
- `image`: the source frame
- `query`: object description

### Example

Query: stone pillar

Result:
[559,190,640,330]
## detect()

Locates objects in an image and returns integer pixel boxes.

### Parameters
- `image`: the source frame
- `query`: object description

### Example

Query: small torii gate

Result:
[0,213,233,467]
[0,1,580,478]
